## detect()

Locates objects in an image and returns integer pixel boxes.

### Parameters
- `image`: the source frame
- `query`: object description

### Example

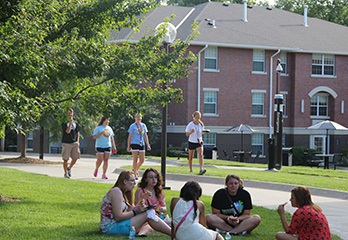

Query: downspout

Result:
[269,49,281,138]
[197,44,208,111]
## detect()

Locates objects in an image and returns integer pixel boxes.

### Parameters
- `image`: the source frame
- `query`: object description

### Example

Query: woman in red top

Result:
[276,186,332,240]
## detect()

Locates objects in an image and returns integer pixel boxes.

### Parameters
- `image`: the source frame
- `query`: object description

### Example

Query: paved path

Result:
[1,152,347,239]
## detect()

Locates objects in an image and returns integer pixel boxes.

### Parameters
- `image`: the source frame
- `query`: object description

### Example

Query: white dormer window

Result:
[253,50,265,72]
[204,47,217,70]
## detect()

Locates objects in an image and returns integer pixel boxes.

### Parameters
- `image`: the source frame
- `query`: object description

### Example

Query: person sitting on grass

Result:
[170,181,224,240]
[99,170,171,237]
[276,186,332,240]
[206,173,261,235]
[134,168,170,235]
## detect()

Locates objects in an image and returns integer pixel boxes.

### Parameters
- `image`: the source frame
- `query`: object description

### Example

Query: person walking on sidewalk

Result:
[127,113,151,179]
[185,111,207,175]
[92,117,117,179]
[276,186,332,240]
[61,108,80,178]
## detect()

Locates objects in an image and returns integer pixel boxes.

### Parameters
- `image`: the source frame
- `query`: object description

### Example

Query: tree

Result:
[275,0,348,27]
[0,0,197,156]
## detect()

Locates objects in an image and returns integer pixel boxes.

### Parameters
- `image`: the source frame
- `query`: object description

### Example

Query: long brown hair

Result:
[97,116,107,126]
[291,186,322,212]
[138,168,163,200]
[113,170,134,207]
[192,111,204,128]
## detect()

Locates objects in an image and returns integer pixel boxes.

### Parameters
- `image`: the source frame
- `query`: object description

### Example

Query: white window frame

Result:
[203,88,218,116]
[280,52,287,75]
[204,47,218,71]
[203,133,216,146]
[251,90,265,116]
[252,50,265,73]
[251,134,263,156]
[312,54,335,76]
[310,94,329,118]
[280,91,288,117]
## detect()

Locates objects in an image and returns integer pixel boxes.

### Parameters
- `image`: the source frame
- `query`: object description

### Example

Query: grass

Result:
[0,167,341,240]
[129,157,348,192]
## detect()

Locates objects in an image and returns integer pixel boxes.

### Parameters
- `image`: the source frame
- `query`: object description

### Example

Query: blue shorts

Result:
[96,147,111,154]
[103,219,131,235]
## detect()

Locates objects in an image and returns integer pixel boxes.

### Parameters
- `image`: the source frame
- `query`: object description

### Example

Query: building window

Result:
[27,131,33,151]
[203,133,216,146]
[253,50,265,72]
[310,94,328,117]
[252,134,263,155]
[204,91,217,114]
[312,54,334,76]
[280,92,287,116]
[204,47,217,70]
[252,93,264,115]
[280,52,287,74]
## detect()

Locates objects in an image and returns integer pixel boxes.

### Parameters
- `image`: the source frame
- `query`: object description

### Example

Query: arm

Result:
[170,197,179,240]
[93,129,105,140]
[144,132,151,151]
[111,136,116,150]
[277,204,289,232]
[186,128,194,137]
[109,189,136,222]
[77,132,80,143]
[198,201,207,226]
[127,133,132,152]
[159,191,167,213]
[65,121,73,134]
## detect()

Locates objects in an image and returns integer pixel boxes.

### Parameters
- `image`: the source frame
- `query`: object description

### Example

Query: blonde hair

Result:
[192,111,204,128]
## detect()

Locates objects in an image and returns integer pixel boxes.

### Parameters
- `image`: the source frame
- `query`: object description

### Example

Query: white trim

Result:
[308,86,338,98]
[251,71,267,75]
[251,89,266,93]
[203,88,219,92]
[301,99,304,113]
[311,74,336,79]
[203,69,220,72]
[342,101,345,114]
[197,45,209,112]
[203,113,219,117]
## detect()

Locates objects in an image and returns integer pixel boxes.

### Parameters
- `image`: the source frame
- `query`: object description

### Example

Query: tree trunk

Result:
[0,127,4,151]
[20,133,27,158]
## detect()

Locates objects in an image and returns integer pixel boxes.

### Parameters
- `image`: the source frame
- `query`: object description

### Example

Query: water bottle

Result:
[225,232,231,240]
[129,226,135,239]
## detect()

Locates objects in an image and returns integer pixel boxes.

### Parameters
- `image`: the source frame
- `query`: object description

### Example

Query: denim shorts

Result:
[104,219,131,235]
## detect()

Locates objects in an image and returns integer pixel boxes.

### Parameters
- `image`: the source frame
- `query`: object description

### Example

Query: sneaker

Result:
[64,173,70,178]
[102,174,108,179]
[199,169,206,175]
[93,169,98,178]
[67,168,71,177]
[189,169,193,173]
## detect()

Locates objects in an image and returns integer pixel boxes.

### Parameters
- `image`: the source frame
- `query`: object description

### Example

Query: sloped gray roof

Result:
[109,2,348,54]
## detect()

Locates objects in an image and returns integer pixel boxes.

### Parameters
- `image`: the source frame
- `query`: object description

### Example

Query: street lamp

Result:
[274,59,283,170]
[155,22,177,189]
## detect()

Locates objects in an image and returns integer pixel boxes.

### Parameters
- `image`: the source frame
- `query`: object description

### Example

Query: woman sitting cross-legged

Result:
[99,170,171,237]
[170,181,224,240]
[276,186,332,240]
[206,173,261,235]
[134,168,171,235]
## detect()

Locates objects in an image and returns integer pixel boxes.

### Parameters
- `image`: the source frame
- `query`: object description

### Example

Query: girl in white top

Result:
[185,111,207,175]
[170,181,223,240]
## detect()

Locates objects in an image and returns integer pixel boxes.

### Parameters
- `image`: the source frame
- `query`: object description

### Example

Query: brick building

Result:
[110,2,348,161]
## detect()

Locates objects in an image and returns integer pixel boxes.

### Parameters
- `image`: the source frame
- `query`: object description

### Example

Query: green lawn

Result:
[129,157,348,192]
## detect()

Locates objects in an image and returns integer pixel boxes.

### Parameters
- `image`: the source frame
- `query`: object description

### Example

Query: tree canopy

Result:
[0,0,197,150]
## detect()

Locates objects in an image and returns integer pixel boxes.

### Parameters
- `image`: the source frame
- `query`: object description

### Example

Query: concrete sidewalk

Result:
[1,152,347,239]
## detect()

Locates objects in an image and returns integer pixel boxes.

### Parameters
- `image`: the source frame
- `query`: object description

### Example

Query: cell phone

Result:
[145,205,156,210]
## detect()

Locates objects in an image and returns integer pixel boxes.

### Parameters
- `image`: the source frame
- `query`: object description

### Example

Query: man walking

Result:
[61,109,80,178]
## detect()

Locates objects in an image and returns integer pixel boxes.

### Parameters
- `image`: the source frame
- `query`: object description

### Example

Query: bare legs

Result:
[95,152,111,176]
[132,151,145,178]
[206,214,261,234]
[63,158,78,173]
[130,212,171,236]
[188,146,204,172]
[275,232,299,240]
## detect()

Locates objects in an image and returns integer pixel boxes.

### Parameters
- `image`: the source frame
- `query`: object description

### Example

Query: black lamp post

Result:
[273,59,283,170]
[156,22,176,189]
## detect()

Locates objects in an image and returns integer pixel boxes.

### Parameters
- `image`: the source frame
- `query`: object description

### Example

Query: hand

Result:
[277,204,285,215]
[142,190,152,200]
[159,207,166,213]
[127,147,131,152]
[147,145,151,151]
[190,129,195,134]
[227,216,239,224]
